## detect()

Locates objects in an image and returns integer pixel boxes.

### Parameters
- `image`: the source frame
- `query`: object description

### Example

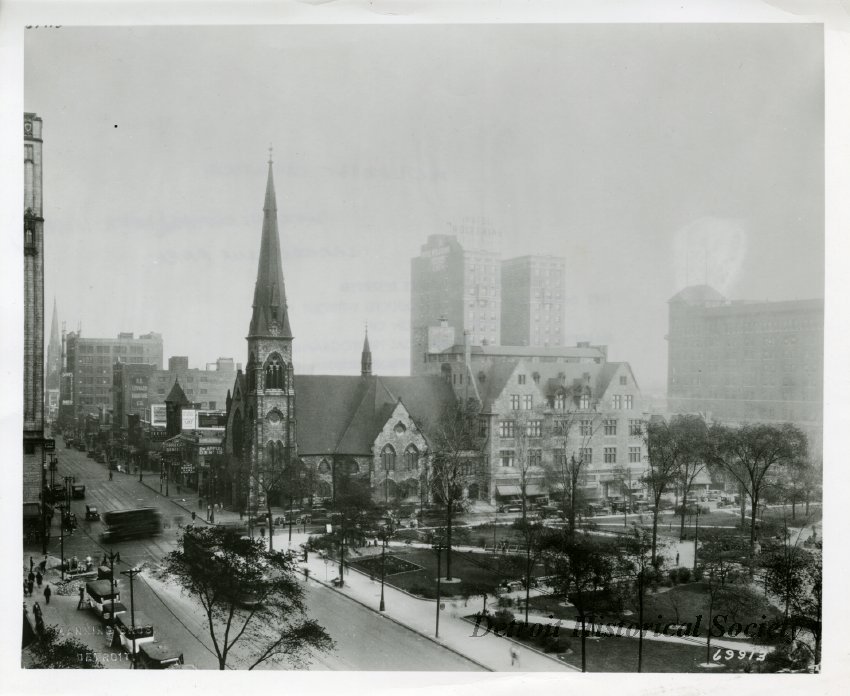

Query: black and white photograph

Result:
[4,0,848,688]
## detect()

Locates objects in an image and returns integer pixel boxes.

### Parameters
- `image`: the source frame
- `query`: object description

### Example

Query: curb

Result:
[459,614,580,671]
[305,571,493,672]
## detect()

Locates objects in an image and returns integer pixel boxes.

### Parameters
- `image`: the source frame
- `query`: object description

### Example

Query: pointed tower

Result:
[244,153,296,509]
[361,326,372,377]
[165,378,190,438]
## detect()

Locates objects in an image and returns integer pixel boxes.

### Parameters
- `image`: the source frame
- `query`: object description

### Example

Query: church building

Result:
[222,158,463,512]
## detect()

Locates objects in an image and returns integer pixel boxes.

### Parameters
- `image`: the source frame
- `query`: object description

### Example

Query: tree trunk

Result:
[739,484,746,529]
[267,502,274,552]
[679,483,689,542]
[651,505,659,564]
[580,610,587,673]
[446,503,453,580]
[637,574,644,672]
[749,493,759,577]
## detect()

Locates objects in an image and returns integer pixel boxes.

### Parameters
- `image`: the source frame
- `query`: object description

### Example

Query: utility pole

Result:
[121,567,141,668]
[105,550,121,635]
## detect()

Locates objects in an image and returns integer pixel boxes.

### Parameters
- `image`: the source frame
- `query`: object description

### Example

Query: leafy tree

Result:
[328,462,378,586]
[540,530,617,672]
[429,398,482,580]
[250,441,292,551]
[706,422,808,574]
[791,551,822,670]
[643,415,705,563]
[162,526,332,669]
[25,624,102,669]
[697,532,749,666]
[673,416,709,540]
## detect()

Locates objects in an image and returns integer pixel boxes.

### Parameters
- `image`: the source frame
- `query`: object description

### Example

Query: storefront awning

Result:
[496,485,522,497]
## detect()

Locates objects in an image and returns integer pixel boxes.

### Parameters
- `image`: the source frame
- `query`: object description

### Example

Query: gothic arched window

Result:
[264,353,285,390]
[381,445,396,472]
[318,458,331,475]
[404,445,419,471]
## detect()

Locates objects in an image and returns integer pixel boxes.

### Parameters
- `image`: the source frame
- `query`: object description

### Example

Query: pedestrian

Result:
[77,585,86,610]
[510,646,519,667]
[23,579,28,597]
[43,584,51,604]
[36,570,43,587]
[29,556,34,573]
[676,552,680,566]
[27,579,34,596]
[108,469,113,481]
[28,570,35,584]
[207,504,211,521]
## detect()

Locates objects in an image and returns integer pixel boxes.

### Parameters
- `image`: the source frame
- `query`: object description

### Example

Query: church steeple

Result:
[249,154,292,339]
[361,324,372,377]
[46,297,61,389]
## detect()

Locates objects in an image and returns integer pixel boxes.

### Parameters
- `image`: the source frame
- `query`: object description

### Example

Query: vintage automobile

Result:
[85,504,100,521]
[72,484,86,499]
[115,612,155,654]
[86,580,126,623]
[137,643,184,669]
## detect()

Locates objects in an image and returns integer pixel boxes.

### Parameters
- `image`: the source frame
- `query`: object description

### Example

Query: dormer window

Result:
[555,393,566,410]
[579,394,590,410]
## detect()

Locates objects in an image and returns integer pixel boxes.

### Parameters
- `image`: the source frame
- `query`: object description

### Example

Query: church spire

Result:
[361,323,372,377]
[249,155,293,339]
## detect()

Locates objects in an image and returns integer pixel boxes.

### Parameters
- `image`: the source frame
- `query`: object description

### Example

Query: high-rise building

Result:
[63,331,163,422]
[410,234,501,371]
[666,285,824,459]
[45,298,61,422]
[23,112,46,533]
[501,255,565,347]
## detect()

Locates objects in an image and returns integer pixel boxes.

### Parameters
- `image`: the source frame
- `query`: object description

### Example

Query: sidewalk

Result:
[281,534,577,672]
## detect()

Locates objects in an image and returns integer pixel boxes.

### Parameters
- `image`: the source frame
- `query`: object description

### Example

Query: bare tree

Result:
[643,417,686,564]
[610,464,636,528]
[250,441,293,551]
[429,398,482,581]
[544,410,603,537]
[706,422,808,574]
[674,416,709,541]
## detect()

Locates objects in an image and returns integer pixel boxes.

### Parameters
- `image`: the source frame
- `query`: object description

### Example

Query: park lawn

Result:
[349,547,543,599]
[527,583,780,644]
[759,504,822,525]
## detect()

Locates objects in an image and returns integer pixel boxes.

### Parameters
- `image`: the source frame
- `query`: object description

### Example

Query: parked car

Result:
[498,504,523,514]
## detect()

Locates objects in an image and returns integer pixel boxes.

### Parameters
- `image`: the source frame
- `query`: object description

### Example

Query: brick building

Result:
[23,112,46,532]
[501,255,566,347]
[667,285,824,459]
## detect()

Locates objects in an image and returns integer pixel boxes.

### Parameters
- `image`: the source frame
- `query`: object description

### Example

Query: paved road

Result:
[41,446,481,671]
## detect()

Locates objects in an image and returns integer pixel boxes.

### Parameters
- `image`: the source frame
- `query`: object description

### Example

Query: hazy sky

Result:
[24,23,823,393]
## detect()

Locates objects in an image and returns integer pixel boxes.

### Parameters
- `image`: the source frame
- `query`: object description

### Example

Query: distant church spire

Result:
[361,324,372,377]
[46,297,62,389]
[249,155,292,339]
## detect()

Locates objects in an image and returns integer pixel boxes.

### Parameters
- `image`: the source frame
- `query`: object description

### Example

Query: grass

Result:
[348,548,544,599]
[527,582,781,644]
[464,612,747,672]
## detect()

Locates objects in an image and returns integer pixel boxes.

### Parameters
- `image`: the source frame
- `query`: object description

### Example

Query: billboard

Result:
[197,411,227,430]
[181,409,198,431]
[150,404,167,427]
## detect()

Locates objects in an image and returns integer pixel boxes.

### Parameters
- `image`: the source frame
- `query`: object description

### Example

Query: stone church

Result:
[222,159,467,512]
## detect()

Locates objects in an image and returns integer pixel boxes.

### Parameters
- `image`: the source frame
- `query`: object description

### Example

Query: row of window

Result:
[499,446,642,467]
[380,444,419,471]
[499,418,644,438]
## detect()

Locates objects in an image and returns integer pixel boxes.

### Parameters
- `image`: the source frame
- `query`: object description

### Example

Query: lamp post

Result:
[105,550,120,635]
[378,521,395,612]
[693,504,700,572]
[435,542,442,638]
[121,567,141,668]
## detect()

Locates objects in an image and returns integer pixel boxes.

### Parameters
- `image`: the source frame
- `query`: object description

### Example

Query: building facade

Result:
[500,255,566,347]
[666,285,824,459]
[45,299,61,423]
[410,234,502,370]
[60,331,163,423]
[23,112,46,529]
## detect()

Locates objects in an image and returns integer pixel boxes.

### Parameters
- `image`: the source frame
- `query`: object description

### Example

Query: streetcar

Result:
[100,507,162,543]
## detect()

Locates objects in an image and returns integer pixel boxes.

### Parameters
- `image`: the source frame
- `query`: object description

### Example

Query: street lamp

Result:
[432,531,445,638]
[378,521,395,612]
[104,550,120,635]
[693,504,701,572]
[121,567,141,669]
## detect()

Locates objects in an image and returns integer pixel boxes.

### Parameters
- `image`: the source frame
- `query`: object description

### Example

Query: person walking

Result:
[77,585,86,610]
[207,504,212,522]
[108,468,113,481]
[29,556,34,573]
[35,570,43,588]
[43,584,52,605]
[510,646,519,667]
[676,552,680,566]
[27,579,34,597]
[28,570,35,586]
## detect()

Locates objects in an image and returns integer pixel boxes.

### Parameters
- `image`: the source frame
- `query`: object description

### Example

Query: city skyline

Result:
[24,24,824,393]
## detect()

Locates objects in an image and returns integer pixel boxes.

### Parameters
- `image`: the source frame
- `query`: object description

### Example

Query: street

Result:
[39,447,481,670]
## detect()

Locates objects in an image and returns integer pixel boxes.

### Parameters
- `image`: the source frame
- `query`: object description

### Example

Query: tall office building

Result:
[410,234,501,371]
[62,331,164,422]
[45,298,61,422]
[23,112,46,529]
[666,285,824,459]
[501,255,565,347]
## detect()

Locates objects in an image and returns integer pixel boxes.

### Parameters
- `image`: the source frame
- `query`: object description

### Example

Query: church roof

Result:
[249,160,293,339]
[165,378,190,406]
[294,375,456,456]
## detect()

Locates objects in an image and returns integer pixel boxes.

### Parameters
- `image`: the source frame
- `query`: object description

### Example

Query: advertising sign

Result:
[197,411,227,430]
[181,409,197,431]
[198,445,223,456]
[150,404,167,427]
[181,463,195,474]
